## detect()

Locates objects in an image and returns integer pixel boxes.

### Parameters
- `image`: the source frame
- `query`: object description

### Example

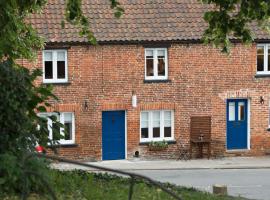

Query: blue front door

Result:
[102,111,125,160]
[226,99,248,150]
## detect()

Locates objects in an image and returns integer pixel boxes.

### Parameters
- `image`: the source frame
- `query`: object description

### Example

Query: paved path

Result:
[52,156,270,171]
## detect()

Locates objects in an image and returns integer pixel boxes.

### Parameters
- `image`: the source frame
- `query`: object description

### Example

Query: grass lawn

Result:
[4,170,248,200]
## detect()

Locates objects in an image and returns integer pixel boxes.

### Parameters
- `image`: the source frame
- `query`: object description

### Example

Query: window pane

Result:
[44,52,52,61]
[164,111,171,121]
[146,50,153,57]
[50,114,60,140]
[57,61,65,79]
[152,111,160,138]
[164,120,171,127]
[164,111,172,137]
[152,111,160,127]
[158,57,165,76]
[141,112,148,121]
[153,127,160,138]
[64,122,72,140]
[45,61,53,79]
[63,113,73,140]
[141,112,149,139]
[141,128,149,138]
[146,58,154,76]
[157,50,165,57]
[153,111,160,121]
[146,50,154,77]
[238,102,245,121]
[164,127,171,137]
[257,47,264,72]
[268,48,270,71]
[52,121,61,140]
[141,121,148,128]
[57,52,65,61]
[64,113,72,121]
[229,102,235,121]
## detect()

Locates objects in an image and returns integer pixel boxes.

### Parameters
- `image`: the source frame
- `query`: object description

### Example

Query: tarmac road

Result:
[136,168,270,200]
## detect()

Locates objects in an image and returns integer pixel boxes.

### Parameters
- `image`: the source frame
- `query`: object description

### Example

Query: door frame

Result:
[226,98,250,150]
[101,110,127,160]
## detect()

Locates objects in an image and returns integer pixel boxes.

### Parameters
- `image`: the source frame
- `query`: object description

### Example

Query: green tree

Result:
[202,0,270,52]
[0,0,122,198]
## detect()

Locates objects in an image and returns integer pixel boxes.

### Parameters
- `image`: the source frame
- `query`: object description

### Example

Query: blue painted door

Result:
[102,111,125,160]
[226,99,248,150]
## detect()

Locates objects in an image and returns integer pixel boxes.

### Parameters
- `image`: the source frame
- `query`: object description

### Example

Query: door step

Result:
[225,149,250,156]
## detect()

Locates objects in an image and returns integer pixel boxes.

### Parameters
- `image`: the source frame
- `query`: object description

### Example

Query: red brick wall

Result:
[20,43,270,160]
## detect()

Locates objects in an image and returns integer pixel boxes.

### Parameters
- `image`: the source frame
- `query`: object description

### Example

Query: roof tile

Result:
[29,0,270,43]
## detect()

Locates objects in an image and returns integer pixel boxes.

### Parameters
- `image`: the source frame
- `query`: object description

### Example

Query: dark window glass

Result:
[268,48,270,71]
[45,61,53,79]
[158,57,165,76]
[153,127,160,138]
[52,121,61,140]
[141,128,149,138]
[164,127,171,137]
[146,58,154,76]
[146,50,154,76]
[64,122,72,140]
[57,61,65,79]
[238,103,245,121]
[257,47,264,71]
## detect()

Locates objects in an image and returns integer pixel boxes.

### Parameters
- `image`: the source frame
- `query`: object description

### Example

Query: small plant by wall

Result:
[148,140,168,151]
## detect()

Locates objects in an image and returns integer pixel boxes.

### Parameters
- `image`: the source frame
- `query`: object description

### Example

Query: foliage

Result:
[0,59,64,198]
[2,170,248,200]
[0,0,122,198]
[148,140,169,150]
[0,153,51,199]
[201,0,270,52]
[0,0,46,60]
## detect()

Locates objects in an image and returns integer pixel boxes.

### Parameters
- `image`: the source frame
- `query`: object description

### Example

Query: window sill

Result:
[51,143,78,148]
[42,82,71,86]
[254,74,270,78]
[139,140,176,145]
[143,79,171,84]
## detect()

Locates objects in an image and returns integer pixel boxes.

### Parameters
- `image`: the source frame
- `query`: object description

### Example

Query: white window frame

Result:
[140,110,174,142]
[43,49,68,83]
[144,48,168,80]
[39,112,75,145]
[257,44,270,75]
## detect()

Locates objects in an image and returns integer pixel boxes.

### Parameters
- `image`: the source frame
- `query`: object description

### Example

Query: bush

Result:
[0,59,61,198]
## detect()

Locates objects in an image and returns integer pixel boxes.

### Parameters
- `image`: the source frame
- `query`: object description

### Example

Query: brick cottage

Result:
[22,0,270,160]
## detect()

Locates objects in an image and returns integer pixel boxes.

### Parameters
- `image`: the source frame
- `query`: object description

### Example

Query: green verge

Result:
[2,170,248,200]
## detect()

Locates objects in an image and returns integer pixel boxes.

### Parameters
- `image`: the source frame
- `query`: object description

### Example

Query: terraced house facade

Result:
[23,0,270,160]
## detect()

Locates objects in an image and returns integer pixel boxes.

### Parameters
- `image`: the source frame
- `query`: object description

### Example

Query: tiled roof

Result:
[28,0,270,43]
